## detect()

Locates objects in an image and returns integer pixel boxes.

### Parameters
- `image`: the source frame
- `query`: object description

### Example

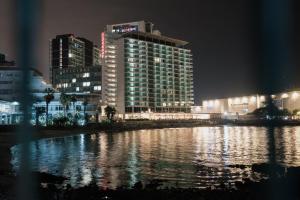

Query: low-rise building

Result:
[194,90,300,118]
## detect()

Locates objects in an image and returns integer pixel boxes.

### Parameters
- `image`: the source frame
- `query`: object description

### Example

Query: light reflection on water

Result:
[10,126,300,189]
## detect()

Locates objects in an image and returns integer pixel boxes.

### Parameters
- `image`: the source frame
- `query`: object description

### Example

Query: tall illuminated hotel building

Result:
[101,21,194,114]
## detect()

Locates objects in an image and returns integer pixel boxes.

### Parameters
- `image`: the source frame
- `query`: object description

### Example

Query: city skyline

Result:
[1,0,300,104]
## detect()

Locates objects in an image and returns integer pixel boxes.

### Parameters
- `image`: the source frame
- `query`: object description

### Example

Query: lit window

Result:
[242,97,248,103]
[76,87,80,92]
[128,58,134,62]
[69,53,73,58]
[72,78,76,83]
[281,93,289,99]
[83,82,90,87]
[292,92,299,100]
[233,98,240,104]
[83,73,90,78]
[250,96,256,103]
[154,57,161,63]
[94,86,101,91]
[214,100,219,106]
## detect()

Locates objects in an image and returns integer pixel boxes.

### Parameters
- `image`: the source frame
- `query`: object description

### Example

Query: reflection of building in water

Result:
[192,90,300,118]
[11,127,300,189]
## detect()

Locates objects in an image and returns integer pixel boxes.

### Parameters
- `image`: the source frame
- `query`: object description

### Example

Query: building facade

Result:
[194,90,300,117]
[0,65,50,102]
[0,100,21,125]
[50,34,102,103]
[101,21,194,115]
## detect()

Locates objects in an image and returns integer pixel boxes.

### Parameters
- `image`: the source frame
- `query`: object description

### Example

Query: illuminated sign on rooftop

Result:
[112,24,138,33]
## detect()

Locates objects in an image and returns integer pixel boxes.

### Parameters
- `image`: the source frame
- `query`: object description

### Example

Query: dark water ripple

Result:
[10,126,300,189]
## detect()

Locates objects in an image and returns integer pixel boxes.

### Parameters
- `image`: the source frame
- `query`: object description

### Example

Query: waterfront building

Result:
[50,34,102,104]
[101,21,194,116]
[0,100,21,125]
[0,65,50,101]
[194,90,300,118]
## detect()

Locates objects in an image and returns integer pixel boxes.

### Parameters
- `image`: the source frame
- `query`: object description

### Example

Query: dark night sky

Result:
[0,0,299,104]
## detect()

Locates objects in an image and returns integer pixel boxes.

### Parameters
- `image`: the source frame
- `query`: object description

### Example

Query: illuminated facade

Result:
[0,66,50,101]
[50,34,102,103]
[195,90,300,116]
[101,21,194,114]
[0,100,21,125]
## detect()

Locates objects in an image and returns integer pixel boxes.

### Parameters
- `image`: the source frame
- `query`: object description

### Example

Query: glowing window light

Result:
[234,98,240,104]
[292,92,299,100]
[214,100,219,106]
[281,93,289,99]
[203,101,208,107]
[228,98,232,104]
[242,97,248,103]
[250,96,256,103]
[209,100,214,107]
[271,95,276,99]
[260,96,265,101]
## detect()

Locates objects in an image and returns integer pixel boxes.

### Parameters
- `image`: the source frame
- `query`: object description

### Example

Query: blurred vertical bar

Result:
[261,0,291,199]
[15,0,38,199]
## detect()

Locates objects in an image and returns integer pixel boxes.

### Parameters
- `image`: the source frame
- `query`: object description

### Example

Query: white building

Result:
[0,100,21,125]
[193,90,300,119]
[0,65,51,101]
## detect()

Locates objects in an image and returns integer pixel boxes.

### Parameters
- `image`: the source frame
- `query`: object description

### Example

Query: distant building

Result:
[49,34,102,104]
[0,65,50,101]
[101,21,194,115]
[0,53,15,66]
[0,100,21,125]
[194,90,300,118]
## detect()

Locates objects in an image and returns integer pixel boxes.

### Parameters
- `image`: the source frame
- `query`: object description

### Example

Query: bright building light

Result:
[83,82,90,87]
[203,101,208,107]
[281,93,289,99]
[234,98,240,104]
[242,97,248,103]
[214,100,219,106]
[250,96,256,103]
[260,96,265,101]
[228,98,232,104]
[292,92,299,100]
[72,78,76,83]
[83,73,90,78]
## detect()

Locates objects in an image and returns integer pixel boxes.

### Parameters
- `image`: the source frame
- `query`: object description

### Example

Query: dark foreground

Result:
[1,164,300,200]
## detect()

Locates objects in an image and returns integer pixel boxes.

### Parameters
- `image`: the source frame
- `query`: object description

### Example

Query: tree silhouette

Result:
[60,92,71,117]
[105,106,116,121]
[252,95,291,119]
[83,97,89,124]
[44,88,54,126]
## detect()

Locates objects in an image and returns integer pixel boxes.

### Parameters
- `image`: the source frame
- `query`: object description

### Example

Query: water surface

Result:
[11,126,300,189]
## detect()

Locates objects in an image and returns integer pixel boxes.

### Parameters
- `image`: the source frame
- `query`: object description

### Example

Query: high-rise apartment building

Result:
[101,21,194,114]
[50,34,102,100]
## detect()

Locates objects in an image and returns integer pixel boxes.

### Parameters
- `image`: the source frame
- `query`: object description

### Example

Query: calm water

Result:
[11,126,300,189]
